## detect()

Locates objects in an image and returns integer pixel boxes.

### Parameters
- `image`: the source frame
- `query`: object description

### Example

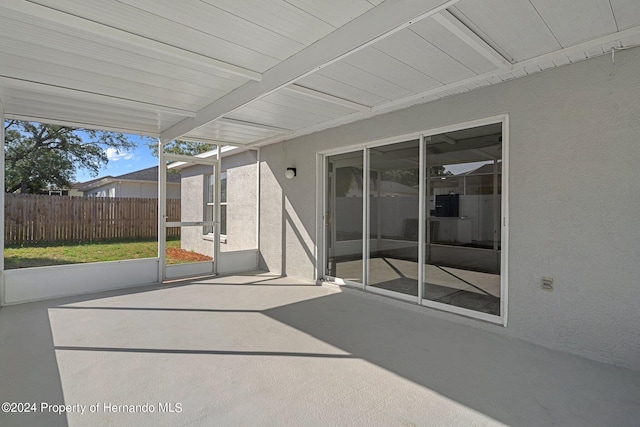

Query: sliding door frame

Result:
[317,114,509,326]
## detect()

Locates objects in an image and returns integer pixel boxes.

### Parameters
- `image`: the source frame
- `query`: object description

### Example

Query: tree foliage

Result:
[380,165,452,188]
[4,120,144,193]
[334,165,452,197]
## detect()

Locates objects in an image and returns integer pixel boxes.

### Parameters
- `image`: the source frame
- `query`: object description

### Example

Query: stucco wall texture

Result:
[180,151,258,257]
[258,47,640,370]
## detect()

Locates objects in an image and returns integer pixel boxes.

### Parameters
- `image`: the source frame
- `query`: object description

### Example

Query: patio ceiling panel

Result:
[222,103,333,133]
[3,90,162,123]
[0,12,250,92]
[6,105,163,137]
[372,28,481,84]
[290,16,504,113]
[307,60,416,103]
[0,77,193,131]
[409,16,503,74]
[450,0,562,62]
[280,0,374,28]
[159,0,456,142]
[293,73,389,108]
[26,0,285,71]
[0,52,218,112]
[0,50,230,112]
[2,90,180,136]
[198,0,335,46]
[183,120,287,146]
[610,0,640,31]
[216,89,362,139]
[231,90,358,123]
[340,48,443,94]
[0,0,639,147]
[528,0,618,47]
[0,2,262,82]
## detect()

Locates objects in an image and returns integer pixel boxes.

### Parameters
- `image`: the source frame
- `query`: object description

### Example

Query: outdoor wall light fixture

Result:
[285,168,297,179]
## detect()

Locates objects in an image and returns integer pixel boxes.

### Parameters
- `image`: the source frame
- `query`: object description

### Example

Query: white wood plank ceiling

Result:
[0,0,639,145]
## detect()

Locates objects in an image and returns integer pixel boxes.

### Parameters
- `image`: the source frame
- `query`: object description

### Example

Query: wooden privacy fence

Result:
[4,194,181,244]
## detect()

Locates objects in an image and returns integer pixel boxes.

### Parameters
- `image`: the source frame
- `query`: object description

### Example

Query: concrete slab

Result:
[1,271,639,426]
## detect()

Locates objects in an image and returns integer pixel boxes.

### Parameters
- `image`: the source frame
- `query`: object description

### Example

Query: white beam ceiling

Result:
[250,23,640,148]
[1,0,639,146]
[216,117,291,133]
[160,0,462,142]
[0,76,196,117]
[431,10,512,69]
[0,0,262,81]
[282,85,371,112]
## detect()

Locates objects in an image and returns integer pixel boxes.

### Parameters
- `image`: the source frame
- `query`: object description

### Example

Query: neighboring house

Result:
[171,149,258,258]
[77,166,181,199]
[70,177,103,197]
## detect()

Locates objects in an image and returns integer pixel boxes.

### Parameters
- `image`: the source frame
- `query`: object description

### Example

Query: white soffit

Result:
[0,0,639,144]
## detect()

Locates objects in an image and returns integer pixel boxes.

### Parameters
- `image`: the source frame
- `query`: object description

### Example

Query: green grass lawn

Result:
[3,238,200,269]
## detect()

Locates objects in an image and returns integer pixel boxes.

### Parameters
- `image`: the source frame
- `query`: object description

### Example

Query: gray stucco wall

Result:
[258,47,640,370]
[180,166,211,256]
[222,150,258,253]
[180,150,258,257]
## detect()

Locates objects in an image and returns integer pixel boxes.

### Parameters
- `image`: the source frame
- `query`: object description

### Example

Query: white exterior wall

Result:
[180,151,258,257]
[258,47,640,370]
[180,167,212,257]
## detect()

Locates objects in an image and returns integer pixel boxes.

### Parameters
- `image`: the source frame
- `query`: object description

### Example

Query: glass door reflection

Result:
[367,140,420,297]
[325,151,364,284]
[424,124,502,315]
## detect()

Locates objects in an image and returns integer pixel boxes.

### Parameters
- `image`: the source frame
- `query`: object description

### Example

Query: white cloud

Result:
[105,147,134,161]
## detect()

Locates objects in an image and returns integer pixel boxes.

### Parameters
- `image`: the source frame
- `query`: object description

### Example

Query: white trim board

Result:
[3,258,160,305]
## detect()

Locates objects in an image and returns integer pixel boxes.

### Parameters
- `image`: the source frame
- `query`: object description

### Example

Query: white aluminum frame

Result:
[0,100,5,306]
[159,144,221,281]
[317,114,509,325]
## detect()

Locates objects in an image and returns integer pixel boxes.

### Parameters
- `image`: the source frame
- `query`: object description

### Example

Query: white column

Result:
[0,101,5,305]
[158,138,167,282]
[213,145,221,275]
[256,148,261,272]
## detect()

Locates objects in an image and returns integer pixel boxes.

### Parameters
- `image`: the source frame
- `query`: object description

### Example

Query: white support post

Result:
[213,145,221,275]
[158,138,167,282]
[0,101,5,306]
[256,148,261,271]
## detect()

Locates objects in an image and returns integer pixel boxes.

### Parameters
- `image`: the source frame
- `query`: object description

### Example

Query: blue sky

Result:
[74,134,158,183]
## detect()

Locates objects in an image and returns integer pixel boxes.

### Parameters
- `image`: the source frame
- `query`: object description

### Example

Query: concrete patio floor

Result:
[1,271,639,426]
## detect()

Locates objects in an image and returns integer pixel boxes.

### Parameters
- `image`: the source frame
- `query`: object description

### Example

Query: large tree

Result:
[4,120,141,193]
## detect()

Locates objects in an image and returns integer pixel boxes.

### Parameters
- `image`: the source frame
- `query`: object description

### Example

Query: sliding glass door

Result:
[325,151,364,284]
[423,123,503,316]
[322,119,505,322]
[367,140,420,298]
